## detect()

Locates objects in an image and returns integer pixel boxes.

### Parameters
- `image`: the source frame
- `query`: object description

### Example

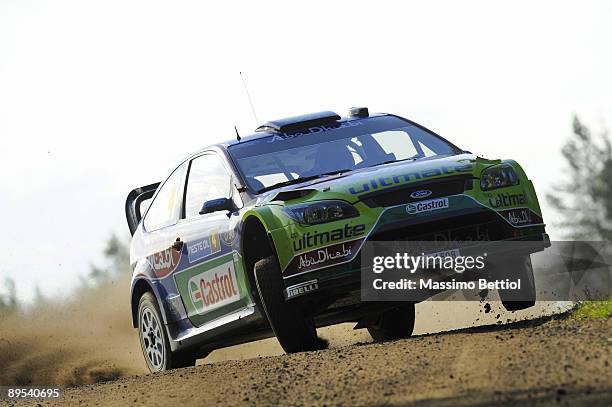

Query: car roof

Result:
[188,112,391,158]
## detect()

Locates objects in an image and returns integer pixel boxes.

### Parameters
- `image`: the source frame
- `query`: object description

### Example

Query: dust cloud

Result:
[0,276,147,386]
[0,275,569,386]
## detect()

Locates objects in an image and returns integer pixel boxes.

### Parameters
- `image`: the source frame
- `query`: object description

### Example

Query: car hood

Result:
[260,153,498,204]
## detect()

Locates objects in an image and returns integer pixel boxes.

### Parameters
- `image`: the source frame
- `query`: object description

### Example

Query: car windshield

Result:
[228,116,460,193]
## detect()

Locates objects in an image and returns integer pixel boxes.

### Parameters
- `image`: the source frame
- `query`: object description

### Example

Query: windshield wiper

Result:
[375,154,424,167]
[256,169,353,194]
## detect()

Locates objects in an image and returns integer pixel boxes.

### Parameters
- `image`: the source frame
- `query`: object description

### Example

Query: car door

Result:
[172,152,253,328]
[139,162,187,282]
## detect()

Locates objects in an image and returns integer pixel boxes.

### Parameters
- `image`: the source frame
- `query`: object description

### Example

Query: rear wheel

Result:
[498,255,536,311]
[138,292,196,372]
[254,256,327,353]
[367,303,416,342]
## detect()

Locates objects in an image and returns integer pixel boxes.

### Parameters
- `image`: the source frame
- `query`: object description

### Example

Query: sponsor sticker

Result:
[292,224,366,252]
[284,238,364,277]
[424,248,461,260]
[298,243,353,270]
[148,248,181,278]
[348,164,474,195]
[286,279,319,299]
[187,233,221,263]
[188,261,240,315]
[410,189,432,199]
[488,193,527,208]
[220,228,238,247]
[267,121,363,143]
[406,197,449,214]
[505,208,532,226]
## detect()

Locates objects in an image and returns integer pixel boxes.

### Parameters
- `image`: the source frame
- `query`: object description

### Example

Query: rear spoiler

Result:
[125,182,160,235]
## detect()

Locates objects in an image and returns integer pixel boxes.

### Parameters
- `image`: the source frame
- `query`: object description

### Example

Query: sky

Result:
[1,0,611,301]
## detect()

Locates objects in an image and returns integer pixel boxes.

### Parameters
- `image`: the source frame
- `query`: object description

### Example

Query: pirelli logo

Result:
[286,280,319,299]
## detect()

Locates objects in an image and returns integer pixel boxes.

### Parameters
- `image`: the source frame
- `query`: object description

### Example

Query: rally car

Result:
[125,108,548,372]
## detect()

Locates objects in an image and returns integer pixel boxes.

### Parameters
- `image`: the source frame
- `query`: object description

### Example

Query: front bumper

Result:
[281,193,548,303]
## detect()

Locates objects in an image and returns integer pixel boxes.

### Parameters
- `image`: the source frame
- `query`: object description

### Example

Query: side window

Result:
[143,165,185,231]
[184,154,231,219]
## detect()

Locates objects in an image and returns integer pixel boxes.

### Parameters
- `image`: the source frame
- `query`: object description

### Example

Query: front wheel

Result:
[367,303,416,342]
[254,256,327,353]
[138,292,196,372]
[497,255,536,312]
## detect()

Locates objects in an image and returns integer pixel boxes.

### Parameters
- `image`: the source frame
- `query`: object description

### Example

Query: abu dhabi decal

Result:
[348,164,473,195]
[267,121,363,143]
[505,208,532,226]
[188,261,240,315]
[292,224,366,252]
[497,208,543,227]
[284,238,364,277]
[488,193,526,208]
[406,198,449,214]
[187,233,221,263]
[148,248,182,278]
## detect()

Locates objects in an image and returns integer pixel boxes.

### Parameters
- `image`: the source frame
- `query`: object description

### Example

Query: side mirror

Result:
[199,197,233,215]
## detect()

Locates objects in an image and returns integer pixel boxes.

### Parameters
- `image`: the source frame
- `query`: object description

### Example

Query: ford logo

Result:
[410,190,432,199]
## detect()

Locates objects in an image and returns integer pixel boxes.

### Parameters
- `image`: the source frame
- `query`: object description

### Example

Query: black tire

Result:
[137,292,196,372]
[498,255,536,311]
[254,256,326,353]
[367,303,416,342]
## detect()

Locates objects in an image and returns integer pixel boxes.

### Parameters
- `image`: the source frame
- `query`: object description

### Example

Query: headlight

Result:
[480,164,520,191]
[283,200,359,225]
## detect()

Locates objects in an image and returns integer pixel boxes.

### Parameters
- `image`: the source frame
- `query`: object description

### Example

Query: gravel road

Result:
[15,314,611,407]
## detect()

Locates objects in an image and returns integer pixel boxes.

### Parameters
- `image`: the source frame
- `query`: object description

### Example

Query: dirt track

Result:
[15,314,611,407]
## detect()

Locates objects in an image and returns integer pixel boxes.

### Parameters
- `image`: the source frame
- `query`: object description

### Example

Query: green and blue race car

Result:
[125,108,548,372]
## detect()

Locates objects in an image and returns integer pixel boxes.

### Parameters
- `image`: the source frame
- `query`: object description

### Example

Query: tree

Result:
[547,116,612,240]
[0,277,18,315]
[86,234,131,286]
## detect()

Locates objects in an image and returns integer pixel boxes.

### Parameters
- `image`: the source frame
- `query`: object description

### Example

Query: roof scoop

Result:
[255,111,340,133]
[349,107,369,118]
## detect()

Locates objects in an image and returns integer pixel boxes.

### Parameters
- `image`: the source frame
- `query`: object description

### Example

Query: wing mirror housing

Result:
[199,197,234,215]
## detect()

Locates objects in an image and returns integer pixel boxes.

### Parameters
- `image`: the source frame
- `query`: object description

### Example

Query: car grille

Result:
[369,211,512,242]
[360,175,473,208]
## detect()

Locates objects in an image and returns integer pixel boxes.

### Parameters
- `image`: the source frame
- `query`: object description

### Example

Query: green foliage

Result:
[570,300,612,320]
[547,116,612,239]
[84,233,131,288]
[0,277,18,316]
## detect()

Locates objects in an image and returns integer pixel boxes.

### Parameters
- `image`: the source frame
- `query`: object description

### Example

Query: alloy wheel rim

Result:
[139,306,165,371]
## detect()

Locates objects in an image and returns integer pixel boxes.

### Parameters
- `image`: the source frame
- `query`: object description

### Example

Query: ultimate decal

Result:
[488,193,527,208]
[348,164,473,195]
[292,224,366,252]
